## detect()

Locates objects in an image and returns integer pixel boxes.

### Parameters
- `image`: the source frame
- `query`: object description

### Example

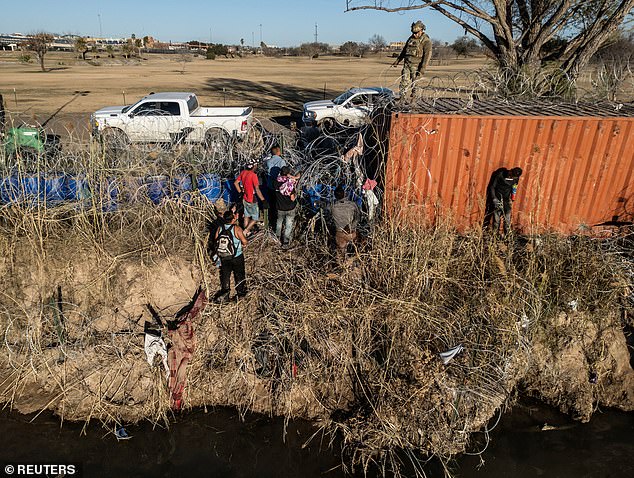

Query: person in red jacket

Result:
[234,160,268,236]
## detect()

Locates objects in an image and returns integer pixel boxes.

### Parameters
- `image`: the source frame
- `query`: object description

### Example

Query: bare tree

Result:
[121,42,134,59]
[369,33,387,52]
[358,42,371,58]
[300,42,330,59]
[74,37,89,60]
[433,39,453,65]
[22,33,54,71]
[178,53,192,74]
[345,1,634,83]
[134,38,143,57]
[341,41,361,58]
[451,36,480,58]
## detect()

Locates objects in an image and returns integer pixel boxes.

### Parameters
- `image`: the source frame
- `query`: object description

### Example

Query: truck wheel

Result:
[204,128,231,156]
[102,128,129,154]
[318,118,336,134]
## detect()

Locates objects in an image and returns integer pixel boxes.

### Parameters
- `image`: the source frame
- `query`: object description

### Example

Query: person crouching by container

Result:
[234,160,268,237]
[484,167,523,236]
[274,166,300,248]
[212,210,249,304]
[330,186,360,259]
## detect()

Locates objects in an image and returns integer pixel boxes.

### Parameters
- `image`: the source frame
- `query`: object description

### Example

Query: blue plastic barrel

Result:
[197,174,221,203]
[222,178,239,204]
[303,184,362,213]
[172,174,193,203]
[0,177,20,204]
[20,176,43,205]
[122,177,144,203]
[43,175,67,205]
[0,176,44,205]
[303,184,333,213]
[101,178,119,212]
[66,176,91,201]
[146,176,169,205]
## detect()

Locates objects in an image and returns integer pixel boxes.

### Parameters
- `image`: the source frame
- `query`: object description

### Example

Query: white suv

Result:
[302,87,393,130]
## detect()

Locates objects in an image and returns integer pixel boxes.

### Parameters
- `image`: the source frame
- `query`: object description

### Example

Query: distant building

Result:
[49,36,75,51]
[0,32,173,53]
[91,37,128,47]
[0,33,28,51]
[389,41,405,51]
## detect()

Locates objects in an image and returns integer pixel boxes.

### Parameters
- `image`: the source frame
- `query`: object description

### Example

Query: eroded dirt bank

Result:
[0,226,632,472]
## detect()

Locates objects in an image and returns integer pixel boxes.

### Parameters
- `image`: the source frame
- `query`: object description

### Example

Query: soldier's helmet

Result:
[411,21,425,33]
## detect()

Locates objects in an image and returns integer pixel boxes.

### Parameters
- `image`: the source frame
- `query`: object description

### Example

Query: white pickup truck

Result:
[302,87,393,130]
[91,92,253,148]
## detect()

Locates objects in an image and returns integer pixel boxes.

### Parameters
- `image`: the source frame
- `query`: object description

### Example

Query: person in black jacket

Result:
[484,167,523,235]
[274,166,299,247]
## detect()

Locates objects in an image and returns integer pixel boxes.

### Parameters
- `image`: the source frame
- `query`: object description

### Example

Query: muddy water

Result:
[0,402,632,478]
[458,401,634,478]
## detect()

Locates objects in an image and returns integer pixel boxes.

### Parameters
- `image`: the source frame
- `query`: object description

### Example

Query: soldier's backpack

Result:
[215,226,236,260]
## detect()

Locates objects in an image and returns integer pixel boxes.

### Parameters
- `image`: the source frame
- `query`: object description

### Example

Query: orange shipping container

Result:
[384,112,634,234]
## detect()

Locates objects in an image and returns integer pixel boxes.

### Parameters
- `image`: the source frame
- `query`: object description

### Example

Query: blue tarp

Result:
[0,174,363,214]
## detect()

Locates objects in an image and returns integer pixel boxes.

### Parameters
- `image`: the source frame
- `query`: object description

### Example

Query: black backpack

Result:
[215,226,236,259]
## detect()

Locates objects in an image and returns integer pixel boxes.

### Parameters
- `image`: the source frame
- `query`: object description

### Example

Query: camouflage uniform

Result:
[397,22,432,97]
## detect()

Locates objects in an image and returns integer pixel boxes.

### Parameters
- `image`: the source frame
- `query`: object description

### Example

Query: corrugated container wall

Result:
[385,113,634,234]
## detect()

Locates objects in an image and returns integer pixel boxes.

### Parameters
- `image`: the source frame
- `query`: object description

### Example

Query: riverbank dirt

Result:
[0,211,631,473]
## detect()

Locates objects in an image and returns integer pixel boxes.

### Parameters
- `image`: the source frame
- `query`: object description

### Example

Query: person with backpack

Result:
[205,203,237,268]
[212,209,249,304]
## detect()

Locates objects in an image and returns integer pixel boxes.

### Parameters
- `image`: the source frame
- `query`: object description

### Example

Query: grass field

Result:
[0,51,490,131]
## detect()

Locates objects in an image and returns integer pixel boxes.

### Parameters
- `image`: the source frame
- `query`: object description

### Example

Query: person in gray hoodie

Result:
[330,186,360,257]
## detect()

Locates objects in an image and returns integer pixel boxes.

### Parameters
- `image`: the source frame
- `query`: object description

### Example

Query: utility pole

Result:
[209,27,212,46]
[98,13,103,38]
[314,23,318,44]
[259,24,262,44]
[252,31,255,48]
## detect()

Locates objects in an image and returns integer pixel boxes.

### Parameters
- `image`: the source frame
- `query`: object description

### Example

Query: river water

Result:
[0,401,632,478]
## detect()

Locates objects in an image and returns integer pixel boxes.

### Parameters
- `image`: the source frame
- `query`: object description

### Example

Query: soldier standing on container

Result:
[393,21,432,98]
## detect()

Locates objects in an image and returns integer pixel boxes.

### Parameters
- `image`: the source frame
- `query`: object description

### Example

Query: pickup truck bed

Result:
[91,92,253,146]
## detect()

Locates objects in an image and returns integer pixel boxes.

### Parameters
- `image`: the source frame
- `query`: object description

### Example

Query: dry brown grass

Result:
[0,51,490,115]
[0,118,631,476]
[0,170,630,476]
